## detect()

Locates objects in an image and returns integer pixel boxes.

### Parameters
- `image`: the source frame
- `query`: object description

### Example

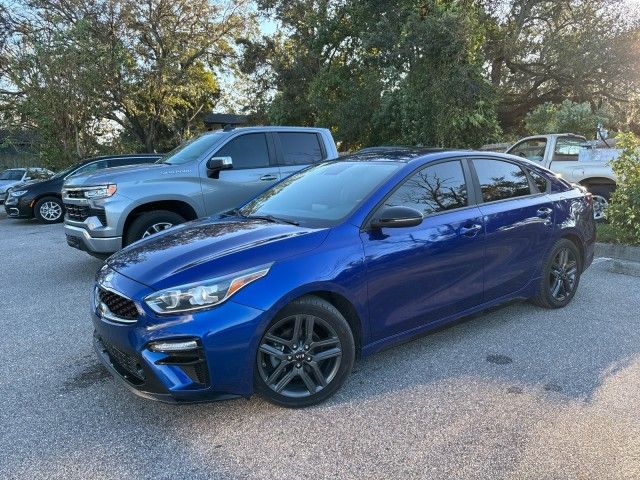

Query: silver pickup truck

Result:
[62,126,337,258]
[506,133,617,220]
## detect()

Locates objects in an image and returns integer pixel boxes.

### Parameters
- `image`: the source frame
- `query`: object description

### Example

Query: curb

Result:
[595,242,640,277]
[594,242,640,262]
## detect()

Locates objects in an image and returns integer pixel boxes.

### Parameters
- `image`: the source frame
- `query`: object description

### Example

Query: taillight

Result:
[585,192,593,207]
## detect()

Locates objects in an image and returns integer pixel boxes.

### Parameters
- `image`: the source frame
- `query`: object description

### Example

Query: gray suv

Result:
[62,126,337,257]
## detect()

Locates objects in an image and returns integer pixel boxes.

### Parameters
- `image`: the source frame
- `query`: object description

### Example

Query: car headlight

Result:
[9,190,27,197]
[144,263,273,315]
[84,184,117,199]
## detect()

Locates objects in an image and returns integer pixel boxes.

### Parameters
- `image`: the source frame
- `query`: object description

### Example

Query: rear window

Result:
[473,159,532,202]
[278,132,324,165]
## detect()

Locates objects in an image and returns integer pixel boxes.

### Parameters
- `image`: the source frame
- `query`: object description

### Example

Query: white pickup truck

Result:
[506,133,617,220]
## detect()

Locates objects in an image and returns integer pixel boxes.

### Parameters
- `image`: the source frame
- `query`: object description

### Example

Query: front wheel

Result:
[532,238,582,309]
[34,196,64,223]
[585,184,615,222]
[254,296,355,408]
[124,210,185,246]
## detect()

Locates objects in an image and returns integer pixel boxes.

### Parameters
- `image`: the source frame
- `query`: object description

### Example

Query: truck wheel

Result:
[34,196,64,223]
[125,210,186,246]
[585,184,615,222]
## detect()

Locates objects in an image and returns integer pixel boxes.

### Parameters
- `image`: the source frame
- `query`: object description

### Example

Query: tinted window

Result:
[385,161,468,215]
[508,139,546,163]
[473,159,532,202]
[529,170,548,193]
[217,133,270,169]
[553,137,583,161]
[111,157,156,167]
[240,161,401,227]
[278,132,323,165]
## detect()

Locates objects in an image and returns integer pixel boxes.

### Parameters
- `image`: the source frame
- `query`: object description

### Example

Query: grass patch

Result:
[596,222,640,245]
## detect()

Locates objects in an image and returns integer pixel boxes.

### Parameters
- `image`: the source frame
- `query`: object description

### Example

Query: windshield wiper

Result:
[246,214,299,226]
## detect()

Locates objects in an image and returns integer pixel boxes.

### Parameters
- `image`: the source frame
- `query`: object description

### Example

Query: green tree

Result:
[525,100,610,138]
[606,133,640,243]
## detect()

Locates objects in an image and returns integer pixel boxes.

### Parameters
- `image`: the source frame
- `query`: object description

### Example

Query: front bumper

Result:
[91,268,269,402]
[4,195,34,218]
[65,223,122,254]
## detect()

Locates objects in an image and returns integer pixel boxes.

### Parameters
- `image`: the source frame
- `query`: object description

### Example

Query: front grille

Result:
[98,288,139,321]
[65,204,107,225]
[101,338,145,384]
[65,190,84,199]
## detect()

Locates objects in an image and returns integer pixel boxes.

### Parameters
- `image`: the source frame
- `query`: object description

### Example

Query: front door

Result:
[360,159,486,341]
[201,132,281,215]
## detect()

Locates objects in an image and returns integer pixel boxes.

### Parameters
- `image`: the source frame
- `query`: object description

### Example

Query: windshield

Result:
[0,169,25,181]
[159,132,227,165]
[51,165,77,179]
[240,161,401,227]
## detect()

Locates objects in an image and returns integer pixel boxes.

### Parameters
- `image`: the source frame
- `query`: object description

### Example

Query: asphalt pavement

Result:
[1,212,639,479]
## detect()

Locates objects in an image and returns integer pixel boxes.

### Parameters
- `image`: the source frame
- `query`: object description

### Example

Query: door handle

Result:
[260,174,279,181]
[460,223,482,237]
[536,207,553,218]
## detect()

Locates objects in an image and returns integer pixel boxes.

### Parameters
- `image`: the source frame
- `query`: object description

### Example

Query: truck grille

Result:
[98,287,140,321]
[65,204,107,225]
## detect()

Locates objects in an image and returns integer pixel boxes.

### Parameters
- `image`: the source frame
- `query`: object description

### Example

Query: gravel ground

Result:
[1,212,639,479]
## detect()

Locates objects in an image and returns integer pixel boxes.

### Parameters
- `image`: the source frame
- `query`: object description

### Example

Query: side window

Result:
[27,168,50,180]
[278,132,323,165]
[553,137,583,161]
[473,159,532,202]
[529,170,549,193]
[508,139,547,163]
[384,161,468,216]
[216,133,270,169]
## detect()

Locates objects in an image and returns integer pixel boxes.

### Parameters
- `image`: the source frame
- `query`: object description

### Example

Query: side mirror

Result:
[206,156,233,174]
[371,206,423,229]
[24,177,31,181]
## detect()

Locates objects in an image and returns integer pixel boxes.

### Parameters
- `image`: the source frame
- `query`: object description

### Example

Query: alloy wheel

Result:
[142,222,173,238]
[257,314,342,398]
[40,201,62,221]
[592,195,608,220]
[549,247,578,301]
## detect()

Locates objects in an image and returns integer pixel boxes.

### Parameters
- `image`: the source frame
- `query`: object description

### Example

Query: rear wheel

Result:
[34,196,64,223]
[532,238,582,309]
[124,210,185,246]
[254,296,355,408]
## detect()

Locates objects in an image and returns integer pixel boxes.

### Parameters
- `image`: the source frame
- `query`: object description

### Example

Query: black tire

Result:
[532,238,582,309]
[254,295,355,408]
[34,196,64,223]
[124,210,185,246]
[584,184,615,222]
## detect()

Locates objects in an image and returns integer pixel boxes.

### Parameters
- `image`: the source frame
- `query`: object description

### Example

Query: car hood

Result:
[8,178,57,191]
[0,179,22,191]
[63,162,171,187]
[107,216,330,291]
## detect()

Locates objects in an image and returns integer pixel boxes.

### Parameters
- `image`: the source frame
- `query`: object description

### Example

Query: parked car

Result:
[92,148,595,407]
[4,154,161,223]
[506,133,617,220]
[63,126,337,257]
[0,167,54,204]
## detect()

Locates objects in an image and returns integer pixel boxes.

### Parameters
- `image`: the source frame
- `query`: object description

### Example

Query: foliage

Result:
[596,222,639,246]
[525,100,609,138]
[243,0,502,150]
[605,133,640,243]
[1,0,254,168]
[480,0,640,133]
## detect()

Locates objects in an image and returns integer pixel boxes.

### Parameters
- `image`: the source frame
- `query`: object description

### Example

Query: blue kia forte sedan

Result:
[93,148,595,407]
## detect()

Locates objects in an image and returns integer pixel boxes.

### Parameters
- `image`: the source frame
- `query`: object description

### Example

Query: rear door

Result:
[275,131,326,179]
[201,132,281,215]
[470,158,555,301]
[361,159,486,341]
